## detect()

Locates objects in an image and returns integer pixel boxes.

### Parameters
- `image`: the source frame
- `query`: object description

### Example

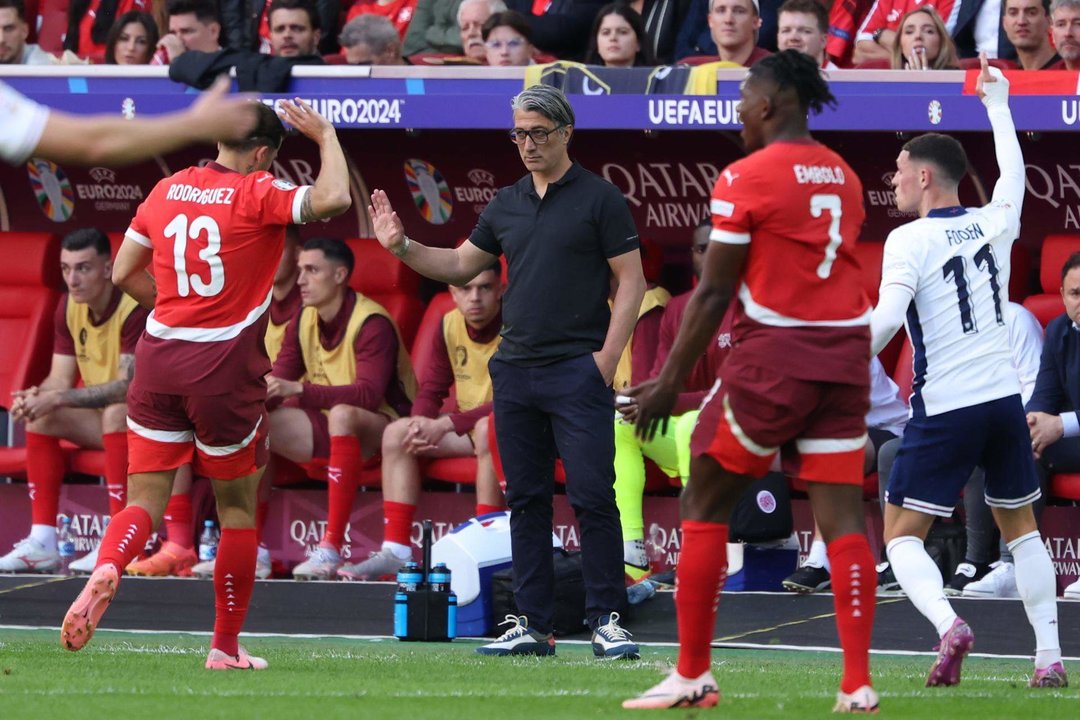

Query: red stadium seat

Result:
[1023,293,1063,328]
[1010,241,1032,303]
[1021,234,1080,326]
[425,457,478,486]
[892,338,914,406]
[1050,473,1080,502]
[69,449,106,476]
[409,292,457,390]
[345,237,425,347]
[34,0,67,53]
[323,53,347,65]
[0,232,62,405]
[957,57,1018,70]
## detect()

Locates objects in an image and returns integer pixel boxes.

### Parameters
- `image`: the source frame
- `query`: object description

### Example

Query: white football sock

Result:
[1008,530,1062,668]
[30,524,57,550]
[887,535,957,637]
[383,541,412,560]
[806,539,829,571]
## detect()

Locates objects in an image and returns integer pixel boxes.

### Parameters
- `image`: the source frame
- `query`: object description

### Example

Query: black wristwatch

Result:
[872,28,887,45]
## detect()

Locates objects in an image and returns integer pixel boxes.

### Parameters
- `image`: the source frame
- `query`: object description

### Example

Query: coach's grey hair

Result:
[457,0,508,26]
[1050,0,1080,13]
[338,14,400,53]
[511,85,575,127]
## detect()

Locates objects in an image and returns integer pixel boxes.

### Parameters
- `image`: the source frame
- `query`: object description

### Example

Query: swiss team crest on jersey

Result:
[27,159,74,222]
[273,179,297,191]
[404,158,452,225]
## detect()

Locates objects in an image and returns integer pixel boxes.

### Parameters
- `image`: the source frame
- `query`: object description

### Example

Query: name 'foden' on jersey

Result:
[792,165,846,185]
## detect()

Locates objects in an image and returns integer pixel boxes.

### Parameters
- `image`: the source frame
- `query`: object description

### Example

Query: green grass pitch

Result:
[0,628,1075,718]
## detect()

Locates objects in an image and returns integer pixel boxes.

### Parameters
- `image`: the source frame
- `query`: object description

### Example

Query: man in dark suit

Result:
[1027,250,1080,600]
[952,0,1018,60]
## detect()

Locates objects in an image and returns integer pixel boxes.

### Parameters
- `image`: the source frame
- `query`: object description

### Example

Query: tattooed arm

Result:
[60,354,135,409]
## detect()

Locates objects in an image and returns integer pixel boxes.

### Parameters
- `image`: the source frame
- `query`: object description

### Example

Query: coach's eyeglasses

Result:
[508,125,567,145]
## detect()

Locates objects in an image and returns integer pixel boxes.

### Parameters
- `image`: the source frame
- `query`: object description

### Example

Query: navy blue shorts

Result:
[886,395,1041,517]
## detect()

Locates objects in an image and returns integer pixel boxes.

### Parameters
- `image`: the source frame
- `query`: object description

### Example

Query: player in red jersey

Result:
[59,99,351,670]
[622,51,878,712]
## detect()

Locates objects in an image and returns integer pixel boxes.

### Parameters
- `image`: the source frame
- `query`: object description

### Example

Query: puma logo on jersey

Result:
[722,170,739,186]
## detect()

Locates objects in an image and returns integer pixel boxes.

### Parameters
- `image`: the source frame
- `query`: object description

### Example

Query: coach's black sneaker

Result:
[476,615,555,656]
[876,562,901,593]
[782,564,831,594]
[944,561,992,596]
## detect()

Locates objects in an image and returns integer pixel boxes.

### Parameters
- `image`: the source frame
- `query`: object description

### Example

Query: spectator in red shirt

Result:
[889,6,959,69]
[853,0,958,66]
[345,0,419,39]
[64,0,149,60]
[687,0,771,66]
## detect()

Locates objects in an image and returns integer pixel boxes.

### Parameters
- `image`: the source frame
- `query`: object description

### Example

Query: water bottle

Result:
[394,562,423,639]
[198,520,219,563]
[447,591,457,640]
[393,590,409,638]
[626,578,658,606]
[397,562,423,592]
[57,515,75,576]
[428,562,451,592]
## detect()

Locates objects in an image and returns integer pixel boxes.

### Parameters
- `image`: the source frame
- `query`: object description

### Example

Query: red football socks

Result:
[211,528,257,656]
[26,433,64,525]
[96,505,152,573]
[163,493,194,550]
[384,500,416,547]
[101,432,128,517]
[323,435,362,550]
[675,520,729,679]
[827,533,876,693]
[475,503,503,517]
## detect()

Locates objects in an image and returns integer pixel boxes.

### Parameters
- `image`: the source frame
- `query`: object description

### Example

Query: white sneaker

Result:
[0,536,61,573]
[190,546,273,580]
[68,545,100,575]
[1064,577,1080,601]
[622,669,720,709]
[833,685,880,713]
[962,561,1019,598]
[292,546,341,580]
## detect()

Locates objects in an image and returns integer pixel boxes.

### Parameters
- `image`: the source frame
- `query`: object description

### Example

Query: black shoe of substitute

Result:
[781,565,831,594]
[944,561,992,596]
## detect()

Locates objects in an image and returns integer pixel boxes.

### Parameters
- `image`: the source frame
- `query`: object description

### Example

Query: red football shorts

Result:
[126,379,269,480]
[691,359,869,485]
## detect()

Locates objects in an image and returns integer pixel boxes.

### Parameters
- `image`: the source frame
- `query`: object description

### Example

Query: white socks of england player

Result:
[1008,530,1062,668]
[886,535,957,637]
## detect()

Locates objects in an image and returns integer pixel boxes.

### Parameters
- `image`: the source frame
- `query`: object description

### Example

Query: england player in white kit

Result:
[870,57,1066,689]
[1,78,257,167]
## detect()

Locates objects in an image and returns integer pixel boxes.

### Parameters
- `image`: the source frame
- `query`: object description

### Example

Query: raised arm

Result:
[369,189,497,285]
[976,55,1024,213]
[276,99,352,222]
[33,77,259,167]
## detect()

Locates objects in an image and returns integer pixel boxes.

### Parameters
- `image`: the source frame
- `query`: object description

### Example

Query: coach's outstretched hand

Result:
[369,189,408,257]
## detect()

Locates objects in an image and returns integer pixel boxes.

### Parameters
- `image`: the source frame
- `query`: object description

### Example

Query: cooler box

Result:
[724,539,799,591]
[431,512,562,636]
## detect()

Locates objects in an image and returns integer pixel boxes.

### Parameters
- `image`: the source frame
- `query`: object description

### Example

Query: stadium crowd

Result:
[1,0,1078,71]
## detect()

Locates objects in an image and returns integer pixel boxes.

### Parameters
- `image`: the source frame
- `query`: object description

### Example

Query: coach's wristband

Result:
[391,236,411,258]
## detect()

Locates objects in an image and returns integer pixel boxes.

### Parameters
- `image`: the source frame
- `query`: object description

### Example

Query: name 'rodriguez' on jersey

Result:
[124,162,311,395]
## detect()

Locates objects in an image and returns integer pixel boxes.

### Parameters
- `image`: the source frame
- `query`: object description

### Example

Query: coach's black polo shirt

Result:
[469,162,639,366]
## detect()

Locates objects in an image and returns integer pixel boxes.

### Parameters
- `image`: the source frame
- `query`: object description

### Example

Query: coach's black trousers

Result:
[489,354,625,635]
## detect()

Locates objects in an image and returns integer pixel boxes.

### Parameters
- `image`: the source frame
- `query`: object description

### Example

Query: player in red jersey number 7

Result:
[623,51,879,713]
[59,98,351,670]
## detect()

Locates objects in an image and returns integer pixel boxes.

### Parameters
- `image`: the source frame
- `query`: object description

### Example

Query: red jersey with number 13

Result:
[710,139,870,383]
[125,162,311,395]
